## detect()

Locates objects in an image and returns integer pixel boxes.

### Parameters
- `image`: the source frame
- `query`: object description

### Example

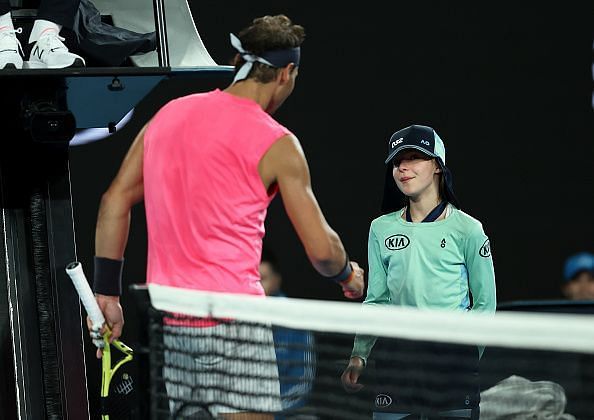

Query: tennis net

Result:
[146,284,594,419]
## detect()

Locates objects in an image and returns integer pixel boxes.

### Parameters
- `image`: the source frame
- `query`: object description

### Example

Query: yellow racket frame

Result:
[100,329,134,420]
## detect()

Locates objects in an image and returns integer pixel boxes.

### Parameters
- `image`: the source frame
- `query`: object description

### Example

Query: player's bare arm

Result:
[259,134,364,299]
[95,123,147,259]
[93,123,148,346]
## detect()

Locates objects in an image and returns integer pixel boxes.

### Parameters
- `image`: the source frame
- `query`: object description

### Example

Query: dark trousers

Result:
[0,0,80,29]
[370,338,481,418]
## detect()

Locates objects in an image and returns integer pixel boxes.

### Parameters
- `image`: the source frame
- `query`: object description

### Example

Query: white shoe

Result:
[25,32,85,69]
[0,28,23,70]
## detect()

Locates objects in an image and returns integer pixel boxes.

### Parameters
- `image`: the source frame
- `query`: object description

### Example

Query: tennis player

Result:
[92,14,364,419]
[341,124,496,419]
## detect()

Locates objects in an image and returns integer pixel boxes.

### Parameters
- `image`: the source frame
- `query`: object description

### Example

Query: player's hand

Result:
[341,356,365,393]
[340,261,364,299]
[86,316,105,357]
[89,294,124,358]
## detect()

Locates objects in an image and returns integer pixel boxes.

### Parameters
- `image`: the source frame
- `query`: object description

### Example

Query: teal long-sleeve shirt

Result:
[352,206,496,362]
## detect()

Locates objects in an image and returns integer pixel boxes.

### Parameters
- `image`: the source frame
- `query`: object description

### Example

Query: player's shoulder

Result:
[452,208,486,234]
[370,211,401,229]
[157,91,209,115]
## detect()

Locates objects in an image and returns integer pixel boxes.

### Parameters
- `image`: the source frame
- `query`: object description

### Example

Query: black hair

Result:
[233,14,305,83]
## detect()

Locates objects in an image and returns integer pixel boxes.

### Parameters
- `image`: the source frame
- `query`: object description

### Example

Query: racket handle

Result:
[66,261,105,330]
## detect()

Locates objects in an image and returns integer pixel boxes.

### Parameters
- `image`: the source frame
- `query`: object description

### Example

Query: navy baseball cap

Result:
[563,252,594,282]
[385,124,446,165]
[381,124,460,212]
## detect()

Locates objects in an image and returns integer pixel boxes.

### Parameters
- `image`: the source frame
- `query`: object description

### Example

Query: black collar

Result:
[406,201,448,223]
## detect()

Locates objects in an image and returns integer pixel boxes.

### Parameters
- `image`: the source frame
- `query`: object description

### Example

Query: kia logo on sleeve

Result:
[479,239,491,258]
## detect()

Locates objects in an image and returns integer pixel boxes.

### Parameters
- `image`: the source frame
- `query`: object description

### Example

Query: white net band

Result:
[148,283,594,355]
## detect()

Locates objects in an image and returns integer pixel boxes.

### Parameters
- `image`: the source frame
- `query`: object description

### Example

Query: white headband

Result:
[230,33,275,83]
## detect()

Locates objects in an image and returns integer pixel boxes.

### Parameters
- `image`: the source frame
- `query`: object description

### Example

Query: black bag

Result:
[73,0,156,66]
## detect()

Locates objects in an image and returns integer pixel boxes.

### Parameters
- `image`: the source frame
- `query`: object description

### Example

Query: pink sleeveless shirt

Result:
[143,89,291,296]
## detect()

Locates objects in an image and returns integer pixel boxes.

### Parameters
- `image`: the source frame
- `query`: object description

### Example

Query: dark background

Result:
[65,2,594,418]
[188,1,594,303]
[73,1,594,303]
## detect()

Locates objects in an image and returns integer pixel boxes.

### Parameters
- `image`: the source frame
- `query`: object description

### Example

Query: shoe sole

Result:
[24,58,85,69]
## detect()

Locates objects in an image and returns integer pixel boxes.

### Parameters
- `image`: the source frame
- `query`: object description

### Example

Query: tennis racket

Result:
[66,261,135,420]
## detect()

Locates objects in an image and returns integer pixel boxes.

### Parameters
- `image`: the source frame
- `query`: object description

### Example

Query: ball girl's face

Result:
[392,150,441,199]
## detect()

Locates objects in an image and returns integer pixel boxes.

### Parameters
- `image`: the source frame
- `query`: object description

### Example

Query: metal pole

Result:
[152,0,170,67]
